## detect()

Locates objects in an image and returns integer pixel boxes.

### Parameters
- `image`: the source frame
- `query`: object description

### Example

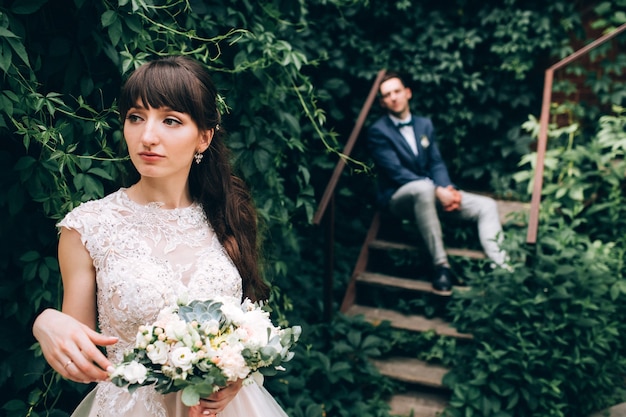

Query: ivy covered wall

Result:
[1,0,625,416]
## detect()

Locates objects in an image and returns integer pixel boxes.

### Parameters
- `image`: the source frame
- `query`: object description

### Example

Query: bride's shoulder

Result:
[58,189,127,226]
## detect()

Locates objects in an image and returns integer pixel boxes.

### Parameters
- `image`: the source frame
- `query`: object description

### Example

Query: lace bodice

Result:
[60,189,244,417]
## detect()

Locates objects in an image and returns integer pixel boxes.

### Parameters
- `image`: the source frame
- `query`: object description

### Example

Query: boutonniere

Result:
[420,135,430,148]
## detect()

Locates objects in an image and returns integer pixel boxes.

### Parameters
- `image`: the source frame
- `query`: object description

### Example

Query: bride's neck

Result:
[128,180,193,209]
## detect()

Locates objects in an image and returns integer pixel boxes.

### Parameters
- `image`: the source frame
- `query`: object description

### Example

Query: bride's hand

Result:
[188,379,244,417]
[32,308,118,383]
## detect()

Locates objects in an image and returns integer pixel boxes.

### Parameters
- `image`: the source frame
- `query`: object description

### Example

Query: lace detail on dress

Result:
[59,189,243,417]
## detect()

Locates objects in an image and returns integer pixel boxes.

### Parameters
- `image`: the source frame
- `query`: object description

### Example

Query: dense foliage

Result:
[442,107,626,417]
[1,0,625,416]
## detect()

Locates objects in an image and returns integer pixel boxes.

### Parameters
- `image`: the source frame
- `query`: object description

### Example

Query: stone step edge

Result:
[345,303,472,339]
[387,391,449,417]
[356,271,470,296]
[369,239,487,259]
[371,356,449,388]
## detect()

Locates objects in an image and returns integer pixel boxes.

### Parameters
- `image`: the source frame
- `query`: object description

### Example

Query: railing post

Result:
[312,69,387,321]
[526,23,626,244]
[526,68,553,244]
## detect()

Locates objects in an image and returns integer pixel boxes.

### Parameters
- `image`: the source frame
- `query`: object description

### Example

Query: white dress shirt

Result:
[389,115,418,155]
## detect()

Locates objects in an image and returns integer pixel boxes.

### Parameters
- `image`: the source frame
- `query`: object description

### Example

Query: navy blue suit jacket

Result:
[367,115,453,207]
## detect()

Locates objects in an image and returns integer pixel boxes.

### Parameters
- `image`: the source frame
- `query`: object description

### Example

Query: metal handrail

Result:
[526,23,626,243]
[313,69,387,225]
[313,69,386,320]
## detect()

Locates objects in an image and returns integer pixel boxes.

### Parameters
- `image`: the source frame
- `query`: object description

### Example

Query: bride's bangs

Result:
[120,61,205,126]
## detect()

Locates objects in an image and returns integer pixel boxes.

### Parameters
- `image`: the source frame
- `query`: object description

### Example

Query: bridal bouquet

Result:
[110,297,301,406]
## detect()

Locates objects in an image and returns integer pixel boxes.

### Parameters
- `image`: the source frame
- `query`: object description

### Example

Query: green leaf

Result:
[253,149,271,172]
[281,112,301,134]
[6,37,30,68]
[14,156,37,171]
[19,251,40,263]
[1,399,28,412]
[11,0,48,14]
[108,19,123,47]
[22,262,38,282]
[181,385,200,407]
[0,44,11,73]
[101,10,117,27]
[1,93,14,118]
[347,330,364,348]
[88,167,114,180]
[0,28,19,39]
[38,263,50,281]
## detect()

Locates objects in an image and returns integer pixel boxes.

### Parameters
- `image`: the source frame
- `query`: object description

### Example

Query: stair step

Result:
[496,199,529,226]
[345,304,472,339]
[369,239,486,259]
[388,391,449,417]
[357,271,469,295]
[372,356,448,388]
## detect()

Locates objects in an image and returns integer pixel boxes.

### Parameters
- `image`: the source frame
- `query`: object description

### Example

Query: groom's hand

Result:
[436,186,461,211]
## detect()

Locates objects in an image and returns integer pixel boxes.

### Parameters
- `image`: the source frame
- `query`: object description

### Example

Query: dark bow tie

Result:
[396,121,412,128]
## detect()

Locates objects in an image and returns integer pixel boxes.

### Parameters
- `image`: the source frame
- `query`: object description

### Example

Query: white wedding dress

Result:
[59,189,289,417]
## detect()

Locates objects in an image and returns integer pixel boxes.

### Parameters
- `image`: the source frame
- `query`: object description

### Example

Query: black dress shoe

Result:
[432,266,453,295]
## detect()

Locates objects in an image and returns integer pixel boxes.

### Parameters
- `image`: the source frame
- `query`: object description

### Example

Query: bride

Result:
[32,55,289,417]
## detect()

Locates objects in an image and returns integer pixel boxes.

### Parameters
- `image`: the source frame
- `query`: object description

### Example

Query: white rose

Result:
[147,341,169,365]
[119,361,148,384]
[170,346,196,371]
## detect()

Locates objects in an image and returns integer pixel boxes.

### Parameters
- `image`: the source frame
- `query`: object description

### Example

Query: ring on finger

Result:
[64,359,73,369]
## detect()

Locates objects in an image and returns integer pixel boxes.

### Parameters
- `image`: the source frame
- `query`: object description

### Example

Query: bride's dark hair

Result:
[118,55,269,301]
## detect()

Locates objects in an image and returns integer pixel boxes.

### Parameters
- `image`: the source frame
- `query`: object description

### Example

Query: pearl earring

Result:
[194,152,204,164]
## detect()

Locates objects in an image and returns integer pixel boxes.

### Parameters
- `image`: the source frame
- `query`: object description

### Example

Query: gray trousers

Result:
[389,179,506,267]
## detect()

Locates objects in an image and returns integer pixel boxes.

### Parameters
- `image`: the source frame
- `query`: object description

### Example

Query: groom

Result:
[366,71,506,295]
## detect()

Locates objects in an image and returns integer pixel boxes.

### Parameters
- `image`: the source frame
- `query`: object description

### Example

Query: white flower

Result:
[177,292,190,306]
[420,135,430,148]
[181,332,195,348]
[215,344,249,380]
[161,365,177,378]
[165,319,189,341]
[115,361,148,384]
[154,306,178,328]
[240,314,274,346]
[110,297,300,408]
[200,319,221,336]
[135,325,154,348]
[147,341,169,365]
[170,346,196,371]
[240,298,257,312]
[220,302,246,324]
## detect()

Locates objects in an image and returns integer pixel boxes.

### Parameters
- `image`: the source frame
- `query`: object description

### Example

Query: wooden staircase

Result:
[340,199,528,417]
